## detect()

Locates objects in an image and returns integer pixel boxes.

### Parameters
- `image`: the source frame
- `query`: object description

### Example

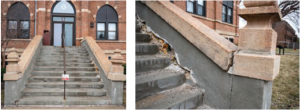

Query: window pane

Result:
[228,8,232,16]
[108,23,116,31]
[197,6,203,15]
[20,21,29,29]
[20,30,29,38]
[65,17,74,22]
[9,21,17,29]
[53,1,75,14]
[187,1,194,13]
[197,0,203,6]
[53,17,62,21]
[227,16,232,23]
[97,31,105,40]
[222,14,226,22]
[222,6,226,14]
[108,32,116,40]
[97,23,105,31]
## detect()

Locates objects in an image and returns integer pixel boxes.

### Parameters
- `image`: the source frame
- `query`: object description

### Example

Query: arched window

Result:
[52,1,75,14]
[7,2,30,39]
[96,5,118,40]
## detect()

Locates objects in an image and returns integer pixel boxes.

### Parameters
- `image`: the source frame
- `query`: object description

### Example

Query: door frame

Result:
[51,15,75,46]
[50,1,76,46]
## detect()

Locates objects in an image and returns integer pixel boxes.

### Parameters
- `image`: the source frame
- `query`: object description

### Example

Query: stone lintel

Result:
[238,29,277,54]
[233,53,280,81]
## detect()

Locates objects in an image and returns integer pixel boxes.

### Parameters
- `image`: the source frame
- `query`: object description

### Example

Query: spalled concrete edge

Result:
[82,37,125,81]
[143,1,237,70]
[4,35,43,105]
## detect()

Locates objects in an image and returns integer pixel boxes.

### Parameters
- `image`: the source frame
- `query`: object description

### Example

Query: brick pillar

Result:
[36,1,46,35]
[4,48,20,81]
[81,1,89,37]
[231,1,281,109]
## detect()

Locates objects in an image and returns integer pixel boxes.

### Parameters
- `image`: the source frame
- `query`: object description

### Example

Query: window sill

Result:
[96,40,126,43]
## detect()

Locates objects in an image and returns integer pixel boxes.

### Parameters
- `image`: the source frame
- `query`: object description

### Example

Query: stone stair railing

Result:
[137,1,281,109]
[4,35,43,105]
[81,37,126,104]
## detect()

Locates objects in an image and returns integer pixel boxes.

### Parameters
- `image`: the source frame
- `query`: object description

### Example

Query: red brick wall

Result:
[173,1,239,43]
[1,1,126,52]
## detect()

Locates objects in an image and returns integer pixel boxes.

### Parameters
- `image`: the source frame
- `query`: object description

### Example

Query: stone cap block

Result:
[233,53,280,81]
[238,29,277,54]
[244,1,276,7]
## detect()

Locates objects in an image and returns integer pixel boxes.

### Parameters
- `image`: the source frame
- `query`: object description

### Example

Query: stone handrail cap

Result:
[244,1,276,7]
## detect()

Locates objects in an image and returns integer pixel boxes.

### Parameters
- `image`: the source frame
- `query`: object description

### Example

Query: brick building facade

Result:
[171,0,239,44]
[1,0,126,58]
[273,21,298,48]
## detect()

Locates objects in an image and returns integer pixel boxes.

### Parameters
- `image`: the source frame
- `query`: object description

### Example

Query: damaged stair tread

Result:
[136,55,171,60]
[136,65,185,84]
[136,83,203,109]
[19,96,110,100]
[25,82,103,85]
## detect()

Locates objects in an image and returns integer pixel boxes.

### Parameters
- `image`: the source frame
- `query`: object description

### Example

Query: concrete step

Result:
[35,63,94,67]
[18,96,111,105]
[36,59,92,63]
[136,84,204,109]
[136,69,186,100]
[31,71,98,76]
[22,88,106,96]
[25,82,104,89]
[42,46,85,50]
[136,33,151,43]
[38,55,90,59]
[39,53,89,56]
[40,50,88,54]
[33,67,95,71]
[28,76,100,82]
[136,55,170,73]
[37,57,90,61]
[136,43,159,55]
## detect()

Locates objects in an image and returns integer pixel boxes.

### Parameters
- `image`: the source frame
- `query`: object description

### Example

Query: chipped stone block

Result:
[233,53,280,81]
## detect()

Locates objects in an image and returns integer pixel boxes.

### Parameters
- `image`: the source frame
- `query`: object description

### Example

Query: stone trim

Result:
[83,37,125,81]
[143,1,237,70]
[191,14,238,28]
[103,50,126,55]
[96,40,126,43]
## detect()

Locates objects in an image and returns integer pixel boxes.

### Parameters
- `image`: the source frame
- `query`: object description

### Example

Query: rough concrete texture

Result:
[136,84,203,109]
[136,64,186,100]
[22,88,107,96]
[141,1,237,70]
[25,82,104,89]
[17,96,111,105]
[230,75,273,109]
[136,2,274,109]
[136,43,159,55]
[82,40,124,105]
[136,33,152,43]
[136,55,171,73]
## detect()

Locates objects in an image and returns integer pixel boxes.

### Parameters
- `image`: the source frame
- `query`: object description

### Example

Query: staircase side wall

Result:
[81,41,123,105]
[136,2,273,109]
[4,41,42,106]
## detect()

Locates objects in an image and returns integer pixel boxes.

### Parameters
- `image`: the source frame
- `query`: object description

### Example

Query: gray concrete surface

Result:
[136,33,152,43]
[136,43,159,55]
[136,55,171,73]
[136,1,273,109]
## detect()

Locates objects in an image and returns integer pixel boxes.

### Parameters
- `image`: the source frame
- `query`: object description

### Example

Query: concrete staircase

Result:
[135,21,204,109]
[17,46,110,105]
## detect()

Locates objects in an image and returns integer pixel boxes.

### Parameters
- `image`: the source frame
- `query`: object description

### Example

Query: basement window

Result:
[222,1,233,24]
[186,0,206,16]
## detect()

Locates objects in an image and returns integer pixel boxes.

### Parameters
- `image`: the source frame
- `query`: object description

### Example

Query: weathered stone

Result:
[233,53,280,81]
